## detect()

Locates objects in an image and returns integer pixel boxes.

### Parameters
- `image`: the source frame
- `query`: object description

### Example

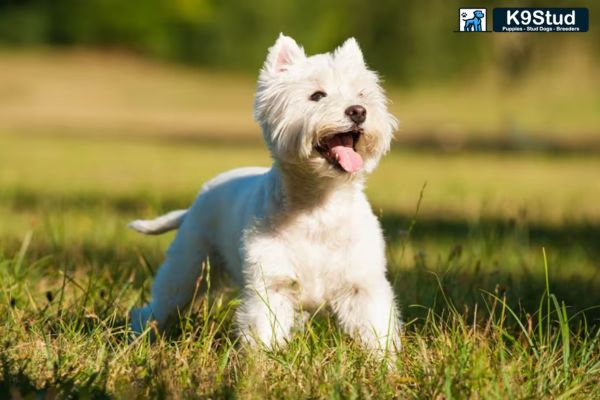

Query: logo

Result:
[493,8,589,32]
[458,8,487,32]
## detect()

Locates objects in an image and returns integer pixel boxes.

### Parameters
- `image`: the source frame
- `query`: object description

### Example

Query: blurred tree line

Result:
[0,0,597,84]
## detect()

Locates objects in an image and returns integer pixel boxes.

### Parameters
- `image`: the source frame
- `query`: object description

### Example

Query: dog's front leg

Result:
[236,238,297,349]
[237,283,295,349]
[332,275,401,355]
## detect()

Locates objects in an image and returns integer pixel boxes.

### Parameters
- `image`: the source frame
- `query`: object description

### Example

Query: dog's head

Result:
[473,10,485,19]
[254,34,397,179]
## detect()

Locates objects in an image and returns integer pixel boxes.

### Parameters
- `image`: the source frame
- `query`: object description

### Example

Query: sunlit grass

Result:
[1,134,599,224]
[0,48,598,143]
[1,227,599,398]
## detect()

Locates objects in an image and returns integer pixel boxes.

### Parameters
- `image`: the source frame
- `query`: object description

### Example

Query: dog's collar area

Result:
[315,129,364,173]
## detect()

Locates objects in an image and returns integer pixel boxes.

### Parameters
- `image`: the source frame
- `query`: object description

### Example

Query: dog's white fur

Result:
[129,34,401,353]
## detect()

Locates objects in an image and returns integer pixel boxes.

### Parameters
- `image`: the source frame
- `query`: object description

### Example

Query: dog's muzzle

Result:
[315,129,363,173]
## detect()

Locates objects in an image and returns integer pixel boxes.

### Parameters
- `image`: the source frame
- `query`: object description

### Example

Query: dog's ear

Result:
[264,33,305,74]
[335,38,365,66]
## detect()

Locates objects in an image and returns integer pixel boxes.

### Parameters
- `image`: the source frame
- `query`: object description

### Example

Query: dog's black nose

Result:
[345,105,366,124]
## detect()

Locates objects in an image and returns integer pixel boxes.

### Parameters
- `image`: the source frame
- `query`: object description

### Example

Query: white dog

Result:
[129,34,401,354]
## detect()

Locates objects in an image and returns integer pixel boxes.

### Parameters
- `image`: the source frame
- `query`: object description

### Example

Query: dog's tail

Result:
[128,209,188,235]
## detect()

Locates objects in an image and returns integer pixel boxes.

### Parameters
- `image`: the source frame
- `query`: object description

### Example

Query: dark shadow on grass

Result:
[0,360,112,399]
[1,187,183,215]
[3,188,600,255]
[381,213,600,322]
[381,213,600,257]
[2,202,599,323]
[12,129,600,155]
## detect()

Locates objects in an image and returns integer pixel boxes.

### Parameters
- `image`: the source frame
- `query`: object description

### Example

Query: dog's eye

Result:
[309,91,327,102]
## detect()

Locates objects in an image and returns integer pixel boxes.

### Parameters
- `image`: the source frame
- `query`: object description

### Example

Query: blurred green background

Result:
[0,0,598,147]
[1,0,599,83]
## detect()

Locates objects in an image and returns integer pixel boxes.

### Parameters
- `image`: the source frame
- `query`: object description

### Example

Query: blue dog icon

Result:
[463,10,485,31]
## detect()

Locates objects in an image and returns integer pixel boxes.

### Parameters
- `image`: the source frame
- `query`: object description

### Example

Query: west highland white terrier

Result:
[129,34,401,354]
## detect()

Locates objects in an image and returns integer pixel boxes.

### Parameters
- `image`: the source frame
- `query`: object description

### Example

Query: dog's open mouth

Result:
[315,130,363,173]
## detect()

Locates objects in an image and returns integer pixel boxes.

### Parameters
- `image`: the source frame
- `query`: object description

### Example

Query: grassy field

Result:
[0,51,599,398]
[1,48,599,148]
[1,133,599,398]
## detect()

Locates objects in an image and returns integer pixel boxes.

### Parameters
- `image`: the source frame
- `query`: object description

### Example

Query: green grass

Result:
[1,133,599,398]
[1,134,599,224]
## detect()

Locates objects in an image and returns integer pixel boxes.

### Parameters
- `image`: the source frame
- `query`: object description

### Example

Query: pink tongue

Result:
[326,134,363,172]
[331,146,363,172]
[326,134,363,173]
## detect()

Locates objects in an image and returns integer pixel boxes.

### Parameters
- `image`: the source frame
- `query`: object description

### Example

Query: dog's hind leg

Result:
[130,202,210,334]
